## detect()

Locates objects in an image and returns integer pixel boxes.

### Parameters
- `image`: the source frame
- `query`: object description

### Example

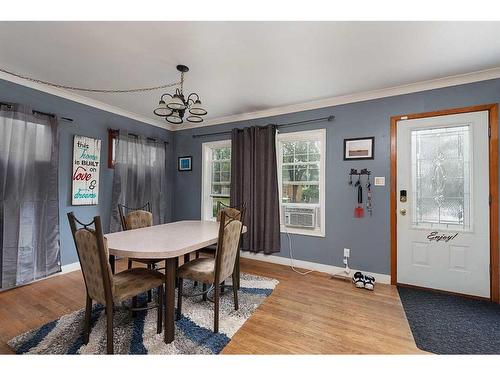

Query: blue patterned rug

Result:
[8,273,278,354]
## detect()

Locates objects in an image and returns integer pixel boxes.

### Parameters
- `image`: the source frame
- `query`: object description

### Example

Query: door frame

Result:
[390,103,499,303]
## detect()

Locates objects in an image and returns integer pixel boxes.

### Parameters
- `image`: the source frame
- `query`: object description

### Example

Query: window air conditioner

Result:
[284,206,316,229]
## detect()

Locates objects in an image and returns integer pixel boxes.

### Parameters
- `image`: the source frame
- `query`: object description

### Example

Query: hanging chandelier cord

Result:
[0,67,181,94]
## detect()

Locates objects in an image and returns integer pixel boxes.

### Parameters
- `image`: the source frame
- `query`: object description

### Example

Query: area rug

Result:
[9,273,278,354]
[398,286,500,354]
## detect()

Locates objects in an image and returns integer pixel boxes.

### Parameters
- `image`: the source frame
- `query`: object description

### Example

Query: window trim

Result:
[201,139,232,221]
[277,128,326,237]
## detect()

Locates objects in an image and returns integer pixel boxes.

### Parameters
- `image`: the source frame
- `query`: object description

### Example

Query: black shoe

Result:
[364,275,375,291]
[353,272,365,288]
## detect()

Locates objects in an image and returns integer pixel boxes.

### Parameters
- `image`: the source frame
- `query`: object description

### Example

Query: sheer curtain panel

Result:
[110,131,168,233]
[0,104,60,290]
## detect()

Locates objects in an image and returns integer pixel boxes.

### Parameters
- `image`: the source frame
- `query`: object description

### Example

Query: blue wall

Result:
[2,77,500,275]
[173,78,500,275]
[0,79,173,266]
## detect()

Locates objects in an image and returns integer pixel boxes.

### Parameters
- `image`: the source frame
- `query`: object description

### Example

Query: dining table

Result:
[104,220,236,344]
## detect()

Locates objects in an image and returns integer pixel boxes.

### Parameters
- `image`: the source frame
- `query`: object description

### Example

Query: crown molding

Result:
[3,66,500,133]
[0,70,174,131]
[173,66,500,131]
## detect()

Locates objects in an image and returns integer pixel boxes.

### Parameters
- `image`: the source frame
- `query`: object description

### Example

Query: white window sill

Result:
[280,226,325,238]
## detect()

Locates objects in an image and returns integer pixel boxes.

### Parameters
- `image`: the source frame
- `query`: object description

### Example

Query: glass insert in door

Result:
[410,125,472,230]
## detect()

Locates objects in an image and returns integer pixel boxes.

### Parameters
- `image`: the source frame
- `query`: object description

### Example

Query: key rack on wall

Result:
[348,168,371,177]
[348,168,373,218]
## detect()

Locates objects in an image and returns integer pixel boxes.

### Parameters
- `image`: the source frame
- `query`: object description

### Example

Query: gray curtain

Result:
[231,125,281,254]
[0,104,60,290]
[110,131,168,232]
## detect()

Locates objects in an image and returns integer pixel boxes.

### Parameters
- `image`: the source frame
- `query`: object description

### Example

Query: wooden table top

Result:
[105,220,221,259]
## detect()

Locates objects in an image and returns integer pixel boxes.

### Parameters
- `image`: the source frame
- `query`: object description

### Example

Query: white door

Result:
[397,111,490,298]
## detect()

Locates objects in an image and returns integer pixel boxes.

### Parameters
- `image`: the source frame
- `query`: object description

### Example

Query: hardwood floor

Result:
[0,258,422,354]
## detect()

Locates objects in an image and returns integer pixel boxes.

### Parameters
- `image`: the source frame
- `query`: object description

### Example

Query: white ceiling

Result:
[1,21,500,130]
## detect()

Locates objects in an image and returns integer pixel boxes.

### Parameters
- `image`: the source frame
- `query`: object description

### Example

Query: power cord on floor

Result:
[284,226,313,275]
[330,257,352,280]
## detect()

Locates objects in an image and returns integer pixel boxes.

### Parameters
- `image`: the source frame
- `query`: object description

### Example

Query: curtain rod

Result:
[109,128,169,145]
[0,101,74,122]
[191,115,335,138]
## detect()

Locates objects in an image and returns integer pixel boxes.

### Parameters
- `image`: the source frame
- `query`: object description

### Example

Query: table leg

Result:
[109,255,116,275]
[164,258,176,344]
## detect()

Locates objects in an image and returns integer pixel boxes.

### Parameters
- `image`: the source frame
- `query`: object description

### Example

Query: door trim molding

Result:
[390,103,499,303]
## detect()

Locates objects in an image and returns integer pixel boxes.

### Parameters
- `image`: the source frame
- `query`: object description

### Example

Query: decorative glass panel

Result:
[411,125,471,230]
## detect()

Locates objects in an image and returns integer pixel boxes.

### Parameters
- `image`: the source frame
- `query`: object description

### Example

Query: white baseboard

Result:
[0,261,82,292]
[60,262,81,274]
[240,251,391,284]
[41,261,80,281]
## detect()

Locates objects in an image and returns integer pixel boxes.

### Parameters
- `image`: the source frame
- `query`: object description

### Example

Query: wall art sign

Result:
[72,135,101,205]
[427,231,459,243]
[343,137,375,160]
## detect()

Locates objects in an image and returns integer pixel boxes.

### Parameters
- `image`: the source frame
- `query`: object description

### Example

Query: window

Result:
[277,129,326,237]
[202,140,231,220]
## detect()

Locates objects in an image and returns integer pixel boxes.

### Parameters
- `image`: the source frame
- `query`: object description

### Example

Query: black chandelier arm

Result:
[160,93,173,101]
[187,92,200,103]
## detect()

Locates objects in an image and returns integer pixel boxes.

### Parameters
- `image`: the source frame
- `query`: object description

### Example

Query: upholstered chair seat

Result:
[113,268,165,303]
[177,258,215,284]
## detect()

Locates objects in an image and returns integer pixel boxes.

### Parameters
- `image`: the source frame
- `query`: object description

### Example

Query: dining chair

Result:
[68,212,165,354]
[118,202,163,302]
[197,201,246,290]
[176,210,244,333]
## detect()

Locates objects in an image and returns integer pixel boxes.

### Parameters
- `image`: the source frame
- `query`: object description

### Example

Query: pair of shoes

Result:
[352,272,375,291]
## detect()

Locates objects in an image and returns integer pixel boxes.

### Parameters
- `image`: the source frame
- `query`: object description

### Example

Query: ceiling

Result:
[1,21,500,130]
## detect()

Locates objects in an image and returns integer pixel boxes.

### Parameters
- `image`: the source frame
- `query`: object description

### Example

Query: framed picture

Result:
[178,156,192,171]
[343,137,375,160]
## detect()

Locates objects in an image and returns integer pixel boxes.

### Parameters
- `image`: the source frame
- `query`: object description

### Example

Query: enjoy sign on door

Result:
[72,135,101,205]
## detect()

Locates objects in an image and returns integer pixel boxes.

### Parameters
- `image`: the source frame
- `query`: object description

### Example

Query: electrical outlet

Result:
[343,248,350,258]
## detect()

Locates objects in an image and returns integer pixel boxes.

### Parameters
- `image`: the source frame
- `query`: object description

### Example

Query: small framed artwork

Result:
[178,156,192,171]
[343,137,375,160]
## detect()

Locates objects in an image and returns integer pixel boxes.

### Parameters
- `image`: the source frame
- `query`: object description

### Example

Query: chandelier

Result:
[153,65,207,124]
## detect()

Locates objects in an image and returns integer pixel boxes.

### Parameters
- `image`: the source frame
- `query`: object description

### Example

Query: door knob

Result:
[400,208,407,216]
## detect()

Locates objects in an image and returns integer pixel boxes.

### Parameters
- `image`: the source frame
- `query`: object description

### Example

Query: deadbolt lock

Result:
[400,208,407,216]
[400,190,407,202]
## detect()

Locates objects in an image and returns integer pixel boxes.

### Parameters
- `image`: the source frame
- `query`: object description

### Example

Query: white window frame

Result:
[277,129,326,237]
[201,139,232,221]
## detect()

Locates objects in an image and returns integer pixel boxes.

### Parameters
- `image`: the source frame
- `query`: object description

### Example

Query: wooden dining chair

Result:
[118,202,163,302]
[118,202,159,268]
[197,201,246,290]
[176,210,244,333]
[68,212,165,354]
